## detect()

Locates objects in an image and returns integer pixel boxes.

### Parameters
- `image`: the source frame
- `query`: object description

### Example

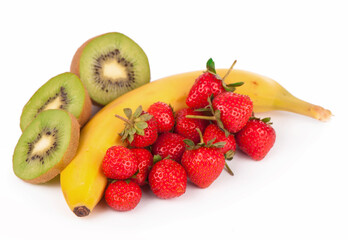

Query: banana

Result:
[60,69,331,217]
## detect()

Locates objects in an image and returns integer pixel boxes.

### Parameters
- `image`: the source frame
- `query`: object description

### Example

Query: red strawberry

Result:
[186,58,241,109]
[174,108,208,143]
[203,124,236,157]
[212,92,253,133]
[181,145,225,188]
[147,102,175,133]
[116,106,158,148]
[130,148,153,186]
[102,146,138,180]
[104,180,142,211]
[186,71,225,109]
[148,159,187,199]
[151,132,186,163]
[235,117,276,160]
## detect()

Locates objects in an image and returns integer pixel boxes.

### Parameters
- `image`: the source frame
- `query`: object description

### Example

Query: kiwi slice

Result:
[13,109,80,184]
[71,32,150,105]
[20,72,91,131]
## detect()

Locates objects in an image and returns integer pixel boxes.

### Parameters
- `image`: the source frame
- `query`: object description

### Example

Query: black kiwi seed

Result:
[92,48,137,93]
[25,127,59,164]
[35,87,70,118]
[14,109,81,184]
[76,32,151,106]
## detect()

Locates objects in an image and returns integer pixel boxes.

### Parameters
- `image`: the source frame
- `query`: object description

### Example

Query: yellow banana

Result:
[60,69,331,217]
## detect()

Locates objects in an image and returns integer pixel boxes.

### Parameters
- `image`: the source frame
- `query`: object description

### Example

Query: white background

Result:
[1,0,347,239]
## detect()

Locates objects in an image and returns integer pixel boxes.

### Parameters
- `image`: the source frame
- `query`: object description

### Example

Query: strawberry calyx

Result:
[153,154,163,164]
[220,60,244,92]
[153,154,172,164]
[207,58,244,91]
[109,178,132,184]
[206,58,217,74]
[249,116,273,125]
[183,128,226,150]
[224,150,235,176]
[115,105,154,143]
[223,81,244,92]
[225,149,235,160]
[184,128,235,176]
[186,95,231,137]
[206,58,244,92]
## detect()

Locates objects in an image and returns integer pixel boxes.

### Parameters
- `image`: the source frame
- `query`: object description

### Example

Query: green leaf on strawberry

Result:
[115,106,158,147]
[206,58,216,74]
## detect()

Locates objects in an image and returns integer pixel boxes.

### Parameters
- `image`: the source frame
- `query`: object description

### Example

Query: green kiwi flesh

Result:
[13,109,80,184]
[20,72,91,131]
[79,32,150,105]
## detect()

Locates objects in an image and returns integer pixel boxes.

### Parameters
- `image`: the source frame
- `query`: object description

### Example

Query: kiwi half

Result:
[20,72,91,131]
[13,109,80,184]
[70,32,150,105]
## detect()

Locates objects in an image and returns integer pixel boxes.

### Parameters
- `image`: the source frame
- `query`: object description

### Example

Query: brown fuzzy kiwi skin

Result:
[70,34,104,77]
[23,112,80,184]
[77,86,92,127]
[70,34,106,107]
[19,73,92,131]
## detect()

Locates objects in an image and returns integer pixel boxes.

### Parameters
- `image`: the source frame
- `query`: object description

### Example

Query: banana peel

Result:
[60,68,331,217]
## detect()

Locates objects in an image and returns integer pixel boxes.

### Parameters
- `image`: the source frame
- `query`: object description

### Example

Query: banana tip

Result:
[73,206,90,217]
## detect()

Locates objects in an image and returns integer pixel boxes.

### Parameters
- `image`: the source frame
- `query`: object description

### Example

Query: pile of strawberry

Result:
[102,59,276,211]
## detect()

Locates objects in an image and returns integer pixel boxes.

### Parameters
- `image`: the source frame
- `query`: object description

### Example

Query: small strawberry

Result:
[203,124,236,158]
[129,148,153,186]
[148,158,187,199]
[174,108,208,143]
[186,58,241,109]
[147,102,175,133]
[104,180,142,211]
[186,92,253,134]
[102,146,138,180]
[181,129,227,188]
[116,106,158,148]
[212,92,253,133]
[235,117,276,160]
[151,132,186,163]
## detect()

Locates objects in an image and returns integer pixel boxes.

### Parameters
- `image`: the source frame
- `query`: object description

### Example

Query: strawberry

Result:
[147,102,175,133]
[212,92,253,133]
[181,141,226,188]
[129,148,153,186]
[186,58,240,109]
[174,108,208,143]
[203,124,236,158]
[104,180,142,211]
[235,117,276,160]
[151,132,186,163]
[181,129,228,188]
[102,146,138,180]
[116,106,158,148]
[148,158,187,199]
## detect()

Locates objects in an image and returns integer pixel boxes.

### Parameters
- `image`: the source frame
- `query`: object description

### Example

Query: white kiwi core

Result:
[43,96,64,111]
[32,135,54,155]
[102,59,128,81]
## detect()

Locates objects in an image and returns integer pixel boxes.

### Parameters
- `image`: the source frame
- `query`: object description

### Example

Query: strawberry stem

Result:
[196,128,205,145]
[185,115,216,121]
[224,162,234,176]
[222,60,237,81]
[206,58,216,74]
[115,114,132,125]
